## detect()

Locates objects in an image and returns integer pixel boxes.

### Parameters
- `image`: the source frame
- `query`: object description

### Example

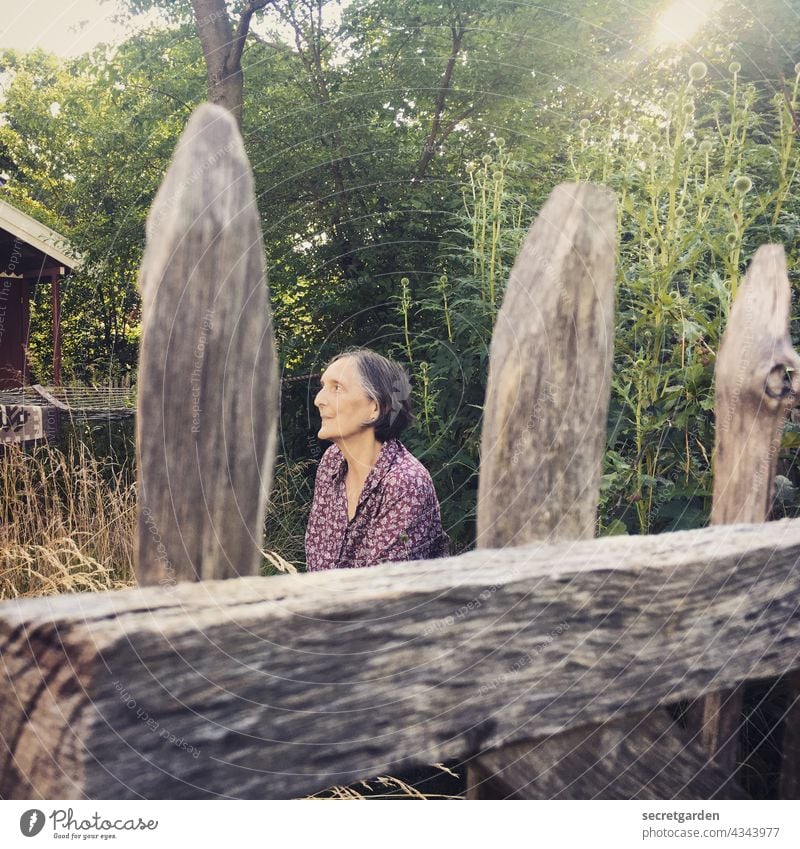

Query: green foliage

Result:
[5,0,800,562]
[379,140,530,553]
[0,33,204,383]
[571,58,800,534]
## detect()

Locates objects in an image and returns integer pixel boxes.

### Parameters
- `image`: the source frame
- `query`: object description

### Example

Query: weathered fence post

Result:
[468,182,617,797]
[135,103,279,585]
[687,245,800,786]
[467,183,754,799]
[780,670,800,798]
[475,182,616,548]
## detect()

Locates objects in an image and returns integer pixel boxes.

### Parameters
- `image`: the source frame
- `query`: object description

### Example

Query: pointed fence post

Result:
[135,103,279,586]
[687,245,800,786]
[467,182,617,797]
[467,183,754,799]
[476,183,616,548]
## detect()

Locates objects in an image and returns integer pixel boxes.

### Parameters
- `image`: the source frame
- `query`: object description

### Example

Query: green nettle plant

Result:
[462,138,528,319]
[384,139,530,554]
[571,60,800,534]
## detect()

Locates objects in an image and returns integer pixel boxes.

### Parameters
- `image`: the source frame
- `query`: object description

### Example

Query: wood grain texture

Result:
[688,245,800,778]
[711,245,800,525]
[470,180,620,797]
[135,103,278,586]
[1,519,799,799]
[467,183,735,799]
[465,709,749,799]
[476,182,617,548]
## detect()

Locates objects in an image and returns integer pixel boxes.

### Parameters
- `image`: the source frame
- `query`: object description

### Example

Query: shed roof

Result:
[0,198,78,272]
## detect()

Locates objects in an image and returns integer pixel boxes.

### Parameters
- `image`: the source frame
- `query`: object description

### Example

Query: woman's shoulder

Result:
[383,440,436,494]
[317,443,344,476]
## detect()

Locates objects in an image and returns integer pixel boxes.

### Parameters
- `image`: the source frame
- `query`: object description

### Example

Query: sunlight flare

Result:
[651,0,720,47]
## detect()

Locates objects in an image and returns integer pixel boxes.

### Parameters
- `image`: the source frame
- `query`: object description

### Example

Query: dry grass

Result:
[0,441,313,597]
[0,538,133,598]
[262,456,316,572]
[308,765,463,799]
[0,440,136,599]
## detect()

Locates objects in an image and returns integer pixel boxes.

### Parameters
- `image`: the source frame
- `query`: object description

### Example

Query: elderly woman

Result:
[305,347,449,571]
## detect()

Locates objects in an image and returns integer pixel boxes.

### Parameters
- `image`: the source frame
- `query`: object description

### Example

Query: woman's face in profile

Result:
[314,357,378,444]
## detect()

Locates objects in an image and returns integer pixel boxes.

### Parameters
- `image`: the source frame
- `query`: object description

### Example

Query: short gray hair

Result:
[325,347,414,442]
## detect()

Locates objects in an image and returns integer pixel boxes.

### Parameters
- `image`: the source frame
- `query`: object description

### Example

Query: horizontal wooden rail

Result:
[1,519,799,799]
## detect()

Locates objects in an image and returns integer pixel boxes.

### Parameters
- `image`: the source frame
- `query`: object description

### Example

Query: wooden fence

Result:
[0,103,798,800]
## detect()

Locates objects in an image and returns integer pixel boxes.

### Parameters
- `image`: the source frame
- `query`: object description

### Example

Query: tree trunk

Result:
[191,0,271,126]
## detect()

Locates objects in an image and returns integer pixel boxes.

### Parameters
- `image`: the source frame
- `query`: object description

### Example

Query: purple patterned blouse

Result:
[305,438,450,571]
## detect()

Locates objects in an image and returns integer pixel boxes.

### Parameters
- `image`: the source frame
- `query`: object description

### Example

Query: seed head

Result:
[579,118,590,130]
[689,62,708,81]
[733,175,752,195]
[481,154,492,165]
[729,61,741,74]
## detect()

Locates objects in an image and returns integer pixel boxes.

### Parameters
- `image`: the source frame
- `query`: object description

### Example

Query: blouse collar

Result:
[324,438,403,494]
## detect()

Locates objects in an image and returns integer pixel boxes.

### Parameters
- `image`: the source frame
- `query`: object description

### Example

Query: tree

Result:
[107,0,280,125]
[0,33,205,381]
[191,0,276,124]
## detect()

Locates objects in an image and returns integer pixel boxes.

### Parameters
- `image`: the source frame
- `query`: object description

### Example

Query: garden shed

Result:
[0,197,77,389]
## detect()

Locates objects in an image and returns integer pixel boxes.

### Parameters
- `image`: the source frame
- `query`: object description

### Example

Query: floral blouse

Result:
[305,438,450,571]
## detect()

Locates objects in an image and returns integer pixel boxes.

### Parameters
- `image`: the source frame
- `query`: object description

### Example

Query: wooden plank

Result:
[1,518,799,799]
[465,709,749,799]
[50,273,61,387]
[135,103,279,586]
[476,182,616,547]
[31,384,70,411]
[687,245,800,779]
